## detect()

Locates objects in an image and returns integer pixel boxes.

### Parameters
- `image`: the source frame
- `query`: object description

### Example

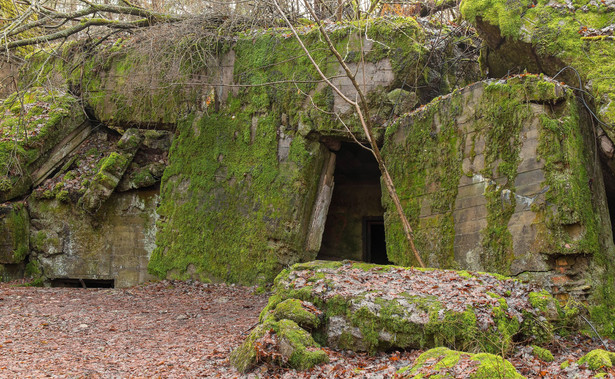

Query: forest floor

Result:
[0,280,613,378]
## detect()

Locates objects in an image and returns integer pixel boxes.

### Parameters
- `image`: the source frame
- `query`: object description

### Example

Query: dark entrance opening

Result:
[51,278,115,288]
[602,165,615,241]
[317,141,388,263]
[364,217,390,264]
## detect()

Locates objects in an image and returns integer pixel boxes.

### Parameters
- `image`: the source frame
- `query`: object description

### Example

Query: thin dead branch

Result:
[272,0,425,268]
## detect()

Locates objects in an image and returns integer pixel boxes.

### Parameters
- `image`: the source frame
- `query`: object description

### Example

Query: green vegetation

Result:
[230,318,328,373]
[149,20,436,284]
[382,76,588,274]
[260,261,559,355]
[398,347,524,378]
[532,345,554,362]
[461,0,615,146]
[263,299,322,330]
[0,203,29,263]
[0,87,82,201]
[578,349,615,371]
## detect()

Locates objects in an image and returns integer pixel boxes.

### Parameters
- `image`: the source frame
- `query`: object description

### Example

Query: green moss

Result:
[528,290,551,311]
[55,190,69,202]
[381,94,462,268]
[0,88,81,201]
[460,0,532,38]
[462,0,615,139]
[98,152,129,177]
[578,349,615,371]
[23,260,44,286]
[149,107,325,284]
[5,203,29,263]
[382,77,555,274]
[131,169,156,188]
[399,347,524,378]
[117,129,142,151]
[531,345,554,362]
[265,299,321,330]
[230,319,328,373]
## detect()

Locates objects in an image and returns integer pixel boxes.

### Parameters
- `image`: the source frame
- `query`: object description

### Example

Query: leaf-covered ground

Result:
[0,280,613,378]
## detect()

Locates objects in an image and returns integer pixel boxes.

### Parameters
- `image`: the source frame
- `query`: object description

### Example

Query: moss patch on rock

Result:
[531,345,554,362]
[577,349,615,371]
[230,319,328,373]
[257,261,565,356]
[0,87,84,202]
[77,130,141,214]
[262,298,323,330]
[398,346,524,378]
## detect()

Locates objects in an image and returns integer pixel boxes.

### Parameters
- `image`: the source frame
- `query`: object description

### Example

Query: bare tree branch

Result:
[272,0,426,268]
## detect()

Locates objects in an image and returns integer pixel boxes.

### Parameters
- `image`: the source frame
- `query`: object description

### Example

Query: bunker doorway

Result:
[602,163,615,242]
[316,141,389,264]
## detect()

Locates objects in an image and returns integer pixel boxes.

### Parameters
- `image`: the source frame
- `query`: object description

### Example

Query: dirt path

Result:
[1,281,613,378]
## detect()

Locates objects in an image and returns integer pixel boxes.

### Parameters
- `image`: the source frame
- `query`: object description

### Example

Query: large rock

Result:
[233,260,570,372]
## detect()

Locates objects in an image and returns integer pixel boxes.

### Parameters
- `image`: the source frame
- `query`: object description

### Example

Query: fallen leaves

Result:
[1,279,613,378]
[0,280,267,377]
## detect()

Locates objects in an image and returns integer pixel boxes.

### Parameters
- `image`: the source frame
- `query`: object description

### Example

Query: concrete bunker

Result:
[316,141,390,264]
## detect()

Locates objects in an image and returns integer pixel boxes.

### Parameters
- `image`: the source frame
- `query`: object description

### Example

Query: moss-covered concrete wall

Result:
[382,74,615,333]
[0,202,29,267]
[147,18,473,284]
[4,15,613,333]
[460,0,615,143]
[28,189,158,287]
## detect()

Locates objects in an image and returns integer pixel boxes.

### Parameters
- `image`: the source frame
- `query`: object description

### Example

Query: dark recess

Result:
[51,278,115,288]
[364,217,390,264]
[317,141,389,263]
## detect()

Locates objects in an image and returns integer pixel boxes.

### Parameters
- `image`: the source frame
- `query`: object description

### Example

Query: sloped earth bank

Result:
[0,279,613,378]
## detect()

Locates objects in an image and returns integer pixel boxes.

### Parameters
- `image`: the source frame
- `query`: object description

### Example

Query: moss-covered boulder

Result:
[398,347,524,378]
[230,319,328,373]
[0,87,86,202]
[578,349,615,371]
[531,345,554,363]
[251,261,566,359]
[263,299,323,330]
